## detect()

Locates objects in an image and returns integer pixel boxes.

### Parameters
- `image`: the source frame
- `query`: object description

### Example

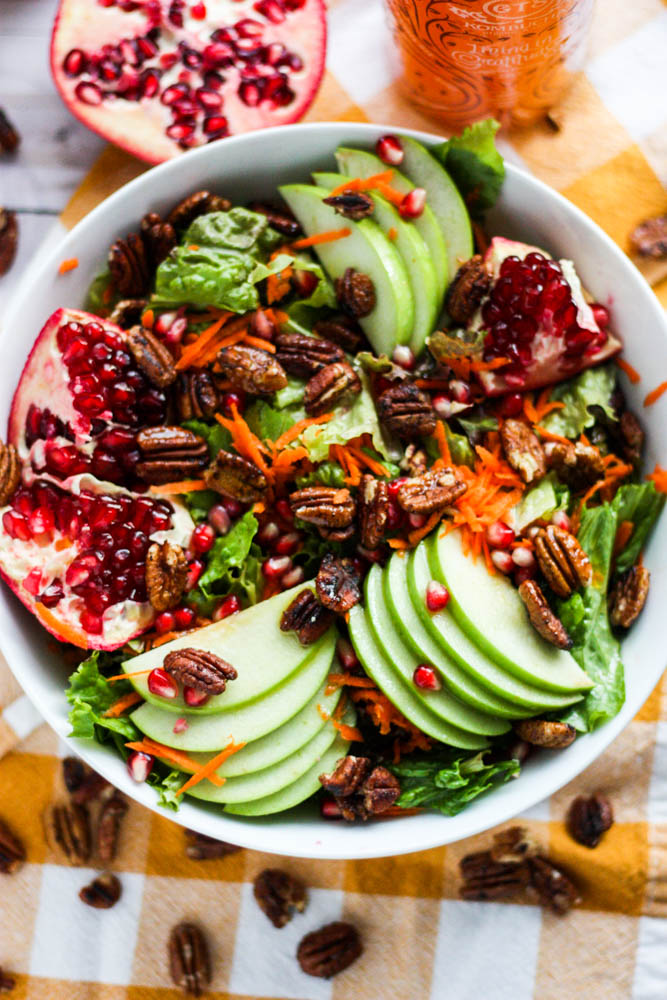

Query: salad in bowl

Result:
[1,121,664,830]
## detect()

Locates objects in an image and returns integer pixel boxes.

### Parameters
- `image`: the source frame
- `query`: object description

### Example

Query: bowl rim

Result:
[3,120,666,859]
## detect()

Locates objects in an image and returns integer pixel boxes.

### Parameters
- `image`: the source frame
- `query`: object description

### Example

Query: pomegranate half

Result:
[50,0,327,164]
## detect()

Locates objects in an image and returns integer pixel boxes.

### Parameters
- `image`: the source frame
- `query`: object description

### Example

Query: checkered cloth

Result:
[2,0,667,996]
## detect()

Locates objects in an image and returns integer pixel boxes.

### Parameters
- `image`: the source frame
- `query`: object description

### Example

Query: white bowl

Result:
[2,122,666,859]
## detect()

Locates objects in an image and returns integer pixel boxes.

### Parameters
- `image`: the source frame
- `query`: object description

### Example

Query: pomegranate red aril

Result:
[425,581,450,612]
[413,664,441,691]
[511,546,536,569]
[221,391,245,415]
[551,510,571,532]
[392,345,414,371]
[399,188,426,219]
[80,609,104,634]
[203,115,229,136]
[274,531,301,556]
[376,134,404,165]
[432,394,457,420]
[590,303,609,327]
[154,611,175,634]
[491,550,514,574]
[515,566,537,586]
[173,716,189,734]
[184,686,210,707]
[38,581,65,608]
[449,379,471,404]
[486,520,515,549]
[263,555,291,579]
[408,512,427,530]
[75,81,103,105]
[190,1,206,18]
[127,751,153,782]
[208,504,231,535]
[274,498,293,525]
[195,86,222,110]
[63,48,87,76]
[23,568,44,597]
[174,606,195,629]
[214,594,241,621]
[257,520,280,546]
[320,795,342,819]
[191,523,215,554]
[148,667,179,699]
[281,565,304,588]
[185,559,204,591]
[500,392,524,417]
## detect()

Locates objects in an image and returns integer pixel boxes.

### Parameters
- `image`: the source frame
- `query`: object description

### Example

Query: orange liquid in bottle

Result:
[385,0,594,129]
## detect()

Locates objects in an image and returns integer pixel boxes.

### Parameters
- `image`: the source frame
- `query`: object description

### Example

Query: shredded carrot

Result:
[333,722,363,742]
[644,380,667,407]
[150,479,208,495]
[614,519,634,556]
[615,357,641,384]
[146,630,181,649]
[346,441,390,478]
[372,181,406,207]
[188,244,200,251]
[107,668,153,682]
[174,312,234,370]
[647,464,667,493]
[243,334,276,353]
[103,691,143,717]
[469,357,510,373]
[325,673,377,694]
[175,740,246,796]
[272,412,333,451]
[433,421,452,464]
[327,171,394,197]
[216,403,271,476]
[266,265,293,304]
[534,425,573,445]
[523,390,564,426]
[407,511,442,546]
[35,603,89,648]
[252,501,266,514]
[141,309,154,329]
[289,228,351,249]
[58,257,79,274]
[580,456,634,506]
[388,226,398,241]
[388,537,412,550]
[415,378,452,391]
[125,738,224,785]
[317,704,331,722]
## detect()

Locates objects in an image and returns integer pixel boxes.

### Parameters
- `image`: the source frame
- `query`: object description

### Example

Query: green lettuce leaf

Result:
[197,510,261,605]
[66,652,140,743]
[182,419,231,457]
[287,252,337,325]
[147,769,185,811]
[153,245,263,312]
[184,207,282,255]
[245,398,305,444]
[431,119,505,217]
[542,364,617,439]
[295,461,346,488]
[274,376,307,410]
[389,748,519,815]
[301,372,398,463]
[612,481,665,575]
[85,268,115,315]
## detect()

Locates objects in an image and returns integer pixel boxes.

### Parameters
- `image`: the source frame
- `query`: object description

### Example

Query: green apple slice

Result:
[280,183,414,355]
[313,171,438,356]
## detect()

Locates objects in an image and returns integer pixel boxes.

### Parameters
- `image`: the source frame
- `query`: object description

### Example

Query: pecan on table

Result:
[205,449,267,503]
[630,214,667,259]
[175,371,219,422]
[313,314,362,352]
[335,267,376,318]
[289,485,356,528]
[514,719,577,749]
[164,647,237,696]
[545,440,604,491]
[528,856,580,915]
[184,829,241,860]
[109,298,148,329]
[320,756,371,797]
[0,209,18,277]
[304,361,361,416]
[248,200,301,237]
[45,802,91,865]
[146,540,188,612]
[534,524,592,598]
[97,792,128,864]
[136,426,209,483]
[140,211,177,268]
[567,794,614,848]
[167,190,231,230]
[396,467,467,515]
[69,769,109,805]
[610,564,650,628]
[316,554,361,614]
[297,921,362,979]
[280,589,334,646]
[126,325,177,389]
[358,474,388,550]
[490,825,539,864]
[518,579,572,649]
[253,868,306,928]
[62,756,86,794]
[275,330,345,377]
[619,410,644,465]
[109,232,150,298]
[459,849,532,901]
[445,255,492,324]
[0,968,15,993]
[0,108,19,154]
[500,419,546,484]
[217,344,287,396]
[376,382,437,439]
[323,190,374,221]
[0,817,25,874]
[79,872,122,909]
[168,922,210,996]
[0,441,21,506]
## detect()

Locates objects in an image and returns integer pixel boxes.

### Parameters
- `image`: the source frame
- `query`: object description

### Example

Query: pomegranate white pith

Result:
[50,0,327,164]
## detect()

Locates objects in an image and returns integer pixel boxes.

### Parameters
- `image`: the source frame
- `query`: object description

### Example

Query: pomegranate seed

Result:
[408,512,427,529]
[22,568,43,596]
[274,531,301,556]
[184,686,210,707]
[320,795,342,819]
[432,394,457,420]
[167,122,195,141]
[491,550,514,574]
[190,1,206,16]
[254,0,285,22]
[551,510,571,531]
[174,606,195,629]
[512,546,536,569]
[500,392,524,417]
[336,637,360,672]
[220,496,243,519]
[590,303,610,328]
[63,49,87,77]
[263,555,292,579]
[148,667,179,699]
[196,87,222,110]
[275,498,294,524]
[161,82,190,105]
[486,521,515,549]
[249,309,276,341]
[38,581,64,608]
[203,115,229,136]
[426,581,450,612]
[257,520,280,546]
[387,477,407,499]
[514,566,536,585]
[214,594,241,620]
[173,717,189,734]
[80,610,104,635]
[127,751,153,782]
[222,391,245,415]
[155,611,175,634]
[392,345,415,370]
[140,69,162,99]
[376,134,404,166]
[191,523,215,554]
[413,664,441,691]
[281,565,305,588]
[75,82,103,105]
[208,504,231,535]
[399,188,426,219]
[385,498,403,533]
[449,379,471,404]
[238,80,262,106]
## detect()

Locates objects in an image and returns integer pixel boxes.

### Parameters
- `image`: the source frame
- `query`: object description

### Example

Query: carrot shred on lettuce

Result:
[272,412,333,452]
[174,312,234,370]
[103,691,143,717]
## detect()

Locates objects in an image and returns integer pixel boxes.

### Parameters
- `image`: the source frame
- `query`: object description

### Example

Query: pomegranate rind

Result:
[50,0,327,164]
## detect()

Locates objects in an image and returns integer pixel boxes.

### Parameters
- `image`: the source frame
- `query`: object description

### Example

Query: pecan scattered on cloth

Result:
[185,829,241,860]
[323,190,374,220]
[205,448,267,503]
[145,541,188,612]
[0,108,20,154]
[313,314,362,352]
[396,467,467,514]
[534,524,592,597]
[335,267,376,318]
[459,848,532,900]
[0,967,15,993]
[0,209,18,277]
[610,564,649,628]
[445,255,492,324]
[0,441,21,506]
[304,361,361,416]
[167,190,231,230]
[358,474,388,550]
[248,200,301,237]
[109,298,148,329]
[97,792,128,864]
[69,769,109,805]
[163,647,237,696]
[0,817,25,874]
[62,757,86,794]
[297,921,362,978]
[136,426,209,483]
[79,872,122,909]
[319,757,400,821]
[175,371,219,422]
[253,868,307,928]
[376,382,437,439]
[490,825,539,863]
[514,719,577,749]
[315,554,361,614]
[289,486,356,528]
[217,344,287,395]
[168,922,210,996]
[630,214,667,259]
[140,211,177,268]
[518,579,572,649]
[528,855,581,915]
[109,232,150,297]
[280,589,334,645]
[500,419,546,484]
[567,794,614,848]
[545,440,604,491]
[45,802,91,865]
[126,325,177,389]
[275,330,344,377]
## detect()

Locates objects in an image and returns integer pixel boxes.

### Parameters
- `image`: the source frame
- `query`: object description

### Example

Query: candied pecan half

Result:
[316,554,361,613]
[445,255,492,324]
[518,579,572,649]
[320,756,372,797]
[567,794,614,848]
[280,589,334,646]
[0,817,25,874]
[217,344,287,396]
[126,325,177,389]
[514,719,577,749]
[140,211,177,268]
[297,921,362,978]
[253,868,306,928]
[175,371,219,421]
[136,426,209,484]
[0,968,15,993]
[248,200,301,237]
[97,792,128,864]
[45,802,91,865]
[185,829,241,860]
[109,298,148,328]
[500,419,546,484]
[396,467,467,514]
[164,647,237,696]
[459,850,532,901]
[275,330,344,377]
[313,314,362,352]
[610,564,649,628]
[109,232,150,297]
[0,208,18,277]
[304,361,361,416]
[323,190,374,221]
[490,826,539,864]
[630,214,667,259]
[319,523,357,543]
[320,760,399,821]
[168,922,210,996]
[619,410,644,464]
[167,190,231,230]
[146,540,188,612]
[0,441,21,506]
[358,474,389,550]
[79,872,122,909]
[527,856,580,914]
[361,766,400,815]
[546,440,604,491]
[402,443,428,477]
[335,267,376,318]
[205,449,267,503]
[289,486,356,528]
[376,382,437,439]
[534,524,592,597]
[0,108,20,154]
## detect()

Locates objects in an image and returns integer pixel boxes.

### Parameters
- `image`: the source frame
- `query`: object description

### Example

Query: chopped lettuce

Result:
[246,399,303,443]
[66,652,140,744]
[301,372,398,463]
[389,748,519,815]
[197,510,261,606]
[85,268,115,315]
[612,482,665,575]
[147,769,185,811]
[153,245,264,312]
[287,252,337,325]
[184,207,282,255]
[542,364,617,439]
[511,474,559,532]
[296,461,346,489]
[431,119,505,218]
[274,376,306,410]
[182,418,231,457]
